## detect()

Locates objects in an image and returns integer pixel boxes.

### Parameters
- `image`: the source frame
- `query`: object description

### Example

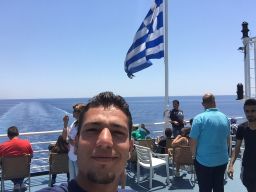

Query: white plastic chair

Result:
[134,144,170,189]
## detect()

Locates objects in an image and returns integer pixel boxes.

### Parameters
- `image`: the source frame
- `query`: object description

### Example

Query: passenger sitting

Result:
[48,135,70,186]
[172,126,191,177]
[156,128,173,154]
[131,123,150,140]
[0,126,33,191]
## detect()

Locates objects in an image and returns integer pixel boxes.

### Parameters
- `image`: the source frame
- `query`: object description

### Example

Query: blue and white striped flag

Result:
[124,0,164,78]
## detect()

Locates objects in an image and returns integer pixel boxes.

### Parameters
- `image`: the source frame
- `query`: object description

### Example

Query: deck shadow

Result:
[169,176,194,190]
[126,164,170,191]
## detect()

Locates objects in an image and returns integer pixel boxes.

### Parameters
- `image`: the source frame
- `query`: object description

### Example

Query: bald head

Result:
[202,93,216,109]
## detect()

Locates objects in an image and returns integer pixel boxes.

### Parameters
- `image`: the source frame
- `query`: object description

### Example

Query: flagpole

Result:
[164,0,169,109]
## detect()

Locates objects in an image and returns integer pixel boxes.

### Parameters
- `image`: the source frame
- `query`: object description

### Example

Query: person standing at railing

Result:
[169,100,185,138]
[37,91,134,192]
[62,103,86,180]
[0,126,33,192]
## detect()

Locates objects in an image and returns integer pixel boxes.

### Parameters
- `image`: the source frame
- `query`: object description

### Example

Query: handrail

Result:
[0,121,243,176]
[0,130,62,138]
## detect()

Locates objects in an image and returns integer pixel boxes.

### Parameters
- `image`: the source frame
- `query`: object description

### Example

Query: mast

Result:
[163,0,170,128]
[241,22,250,99]
[164,0,169,109]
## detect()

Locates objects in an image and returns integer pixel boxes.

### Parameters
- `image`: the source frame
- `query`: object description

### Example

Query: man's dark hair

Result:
[244,98,256,107]
[165,128,172,138]
[73,103,86,127]
[78,91,133,139]
[7,126,19,138]
[173,100,179,105]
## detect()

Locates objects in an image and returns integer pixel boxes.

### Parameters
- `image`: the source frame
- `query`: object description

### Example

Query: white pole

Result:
[164,0,169,109]
[253,39,256,97]
[163,0,169,129]
[243,37,251,98]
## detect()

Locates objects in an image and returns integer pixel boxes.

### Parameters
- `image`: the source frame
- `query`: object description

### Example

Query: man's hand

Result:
[63,115,69,128]
[227,166,234,179]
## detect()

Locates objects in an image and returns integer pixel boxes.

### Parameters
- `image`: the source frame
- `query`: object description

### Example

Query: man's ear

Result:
[129,139,134,152]
[128,139,134,160]
[74,135,79,155]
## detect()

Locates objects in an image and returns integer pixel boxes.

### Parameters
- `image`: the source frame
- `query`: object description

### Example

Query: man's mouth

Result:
[91,156,118,162]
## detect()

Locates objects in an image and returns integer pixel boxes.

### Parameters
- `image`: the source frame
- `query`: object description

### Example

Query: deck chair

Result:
[136,139,155,150]
[130,139,155,164]
[134,144,170,189]
[0,154,31,192]
[130,139,155,162]
[48,153,69,186]
[172,146,195,185]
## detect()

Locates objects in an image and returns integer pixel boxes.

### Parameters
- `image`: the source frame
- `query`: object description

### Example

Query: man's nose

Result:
[96,128,113,148]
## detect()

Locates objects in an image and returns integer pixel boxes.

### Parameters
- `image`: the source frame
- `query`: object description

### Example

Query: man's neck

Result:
[9,136,18,140]
[248,121,256,130]
[76,178,119,192]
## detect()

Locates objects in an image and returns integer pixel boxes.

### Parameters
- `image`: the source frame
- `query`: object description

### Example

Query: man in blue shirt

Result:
[37,92,134,192]
[189,93,230,192]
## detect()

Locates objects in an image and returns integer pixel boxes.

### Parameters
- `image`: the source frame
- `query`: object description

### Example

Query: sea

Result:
[0,95,245,171]
[0,95,245,136]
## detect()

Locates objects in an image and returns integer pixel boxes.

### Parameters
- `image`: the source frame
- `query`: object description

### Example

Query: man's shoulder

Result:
[14,137,30,143]
[193,113,204,121]
[239,121,248,127]
[237,122,248,131]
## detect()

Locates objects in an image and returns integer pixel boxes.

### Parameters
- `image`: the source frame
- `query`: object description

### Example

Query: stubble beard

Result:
[87,170,116,184]
[247,116,256,123]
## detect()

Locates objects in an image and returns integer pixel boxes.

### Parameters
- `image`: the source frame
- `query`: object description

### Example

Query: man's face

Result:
[173,101,179,110]
[76,106,133,185]
[73,107,80,119]
[244,105,256,122]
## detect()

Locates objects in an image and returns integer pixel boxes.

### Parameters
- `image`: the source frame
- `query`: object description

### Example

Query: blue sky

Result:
[0,0,255,99]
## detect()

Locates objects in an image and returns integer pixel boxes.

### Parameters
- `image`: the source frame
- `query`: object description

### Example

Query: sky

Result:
[0,0,256,99]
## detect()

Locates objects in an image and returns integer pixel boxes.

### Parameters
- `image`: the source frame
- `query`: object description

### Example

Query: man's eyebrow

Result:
[82,122,101,127]
[245,109,256,112]
[82,122,126,129]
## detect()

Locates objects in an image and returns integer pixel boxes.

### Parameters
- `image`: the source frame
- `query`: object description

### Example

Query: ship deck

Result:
[1,157,245,192]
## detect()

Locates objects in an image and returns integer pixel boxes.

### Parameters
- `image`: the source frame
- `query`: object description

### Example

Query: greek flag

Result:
[124,0,164,78]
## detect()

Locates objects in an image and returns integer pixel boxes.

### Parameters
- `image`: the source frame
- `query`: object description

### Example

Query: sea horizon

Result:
[0,94,237,100]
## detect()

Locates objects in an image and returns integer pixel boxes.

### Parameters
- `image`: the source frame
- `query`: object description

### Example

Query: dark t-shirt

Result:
[36,179,135,192]
[170,109,184,129]
[236,122,256,169]
[36,180,86,192]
